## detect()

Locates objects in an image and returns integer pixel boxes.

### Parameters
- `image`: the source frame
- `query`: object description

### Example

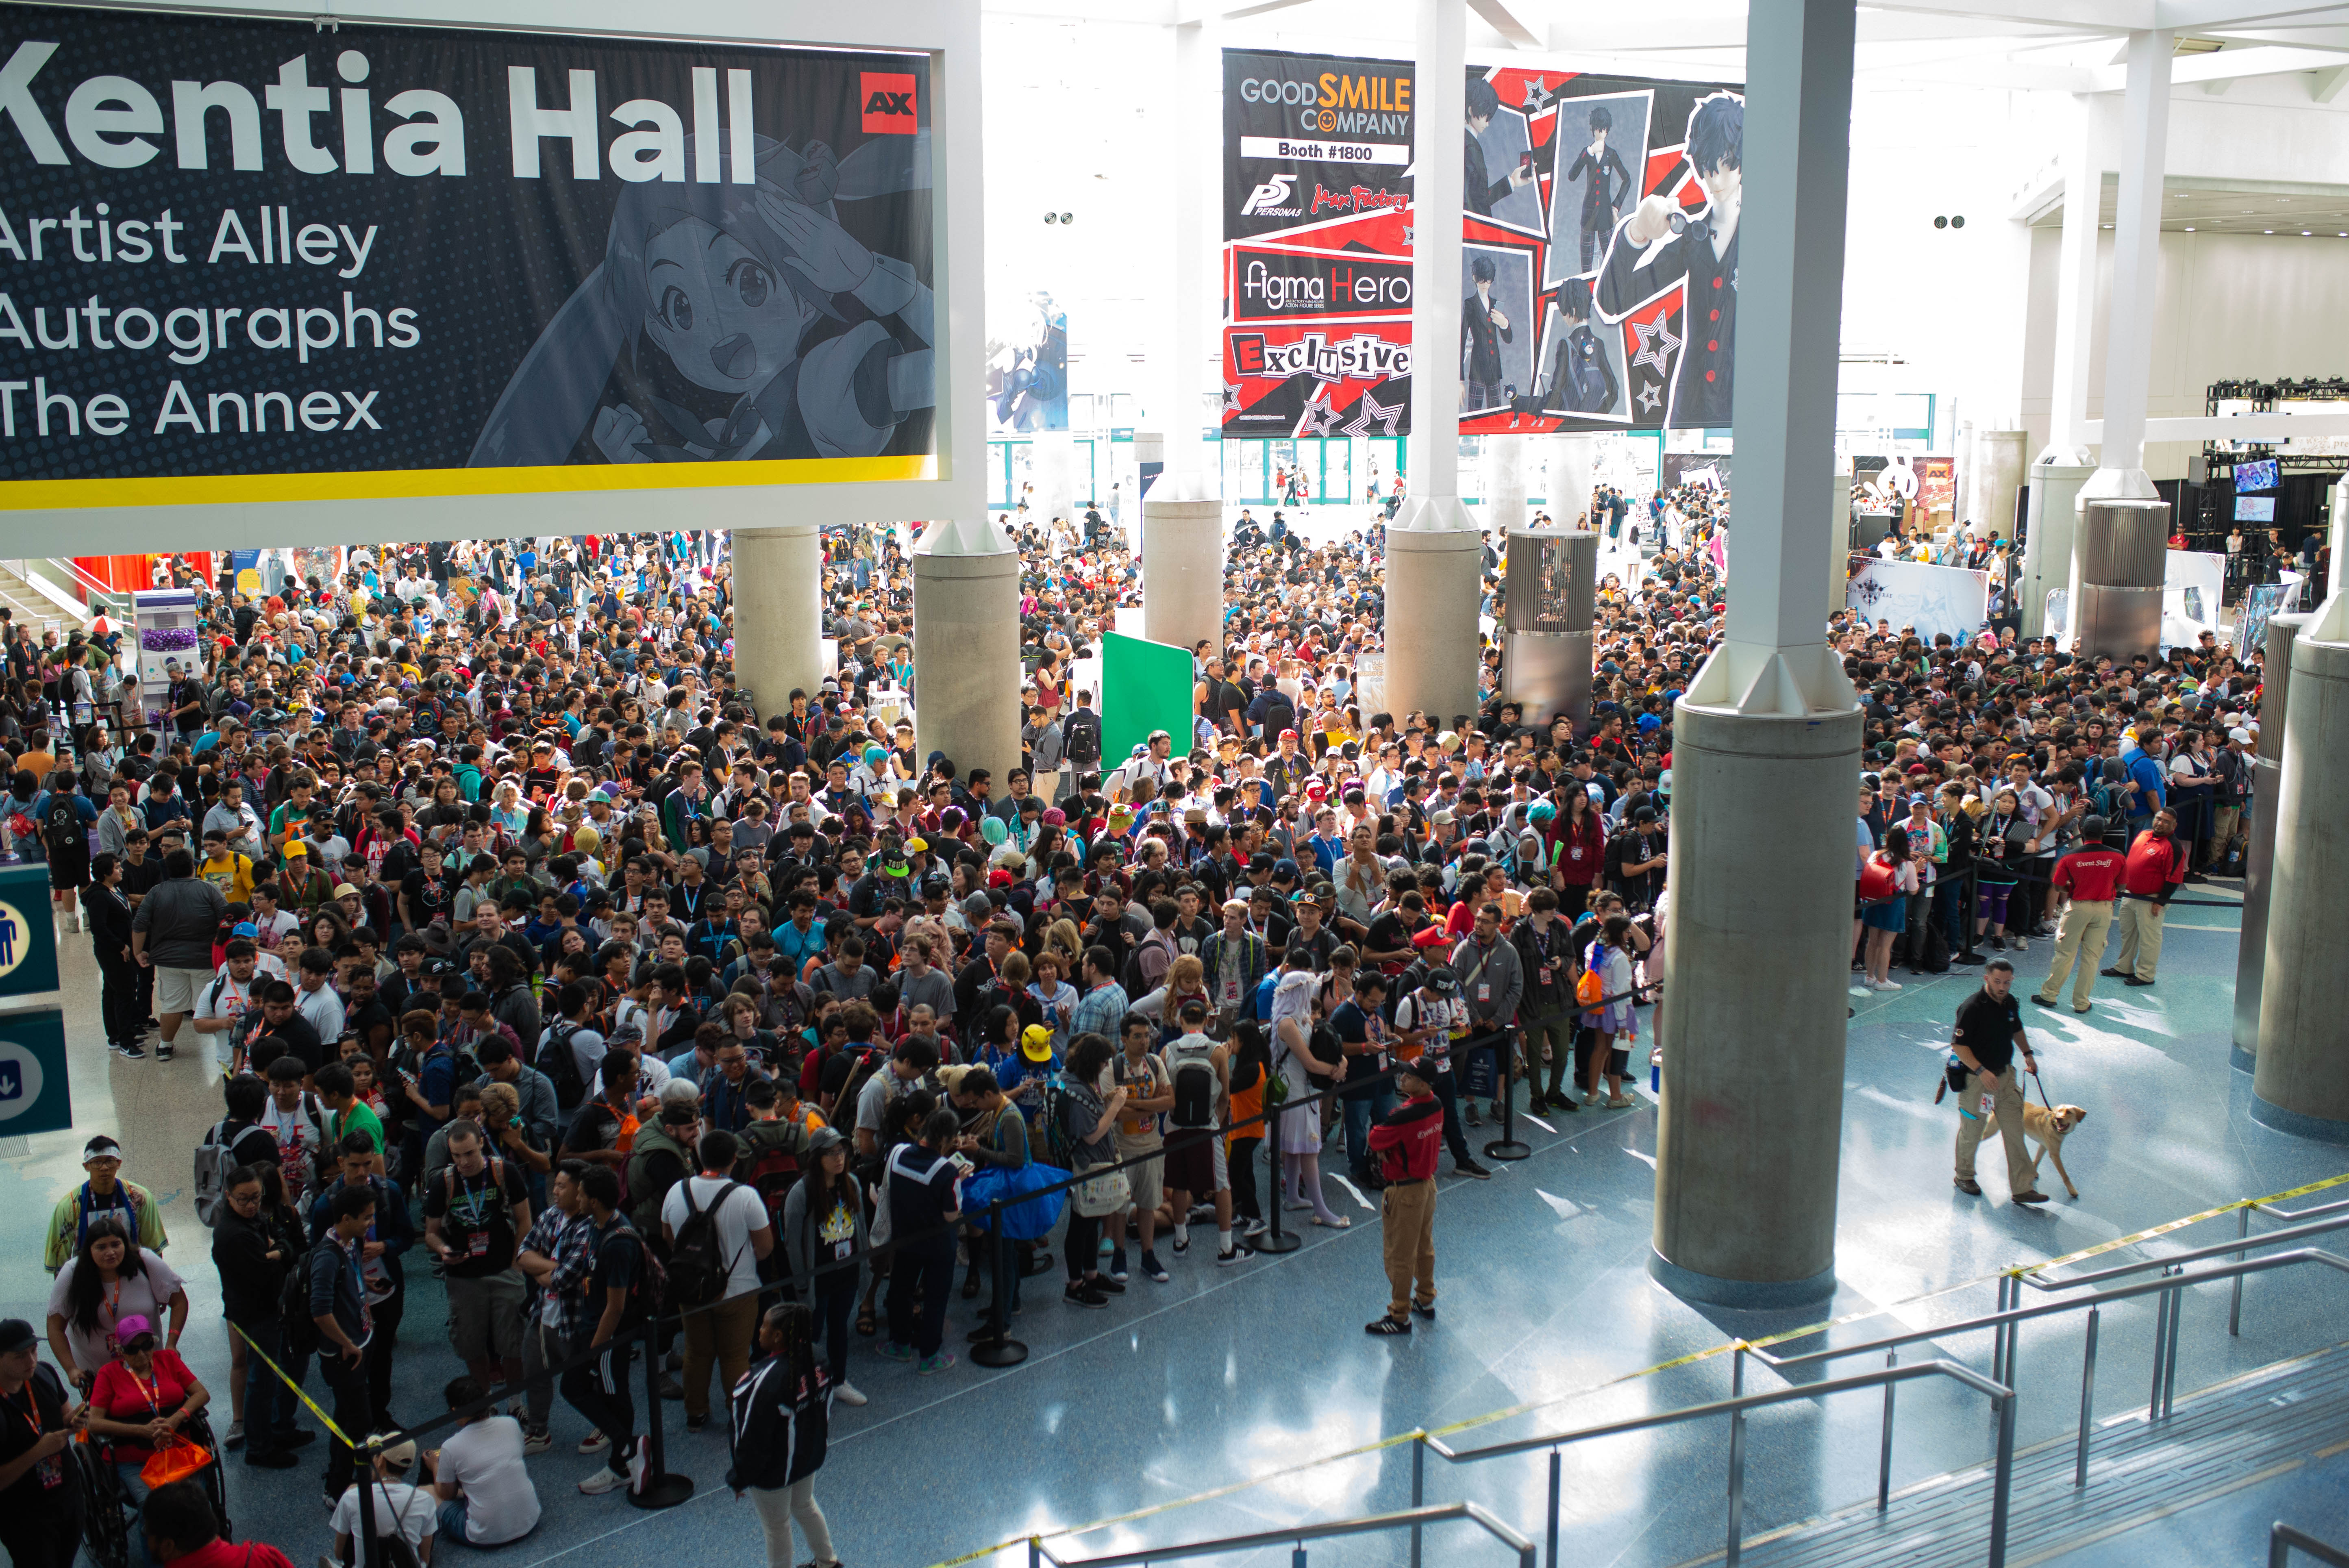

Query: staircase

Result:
[0,559,80,633]
[1684,1342,2349,1568]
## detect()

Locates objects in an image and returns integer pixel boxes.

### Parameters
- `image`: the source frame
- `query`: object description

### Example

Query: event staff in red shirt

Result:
[1366,1062,1444,1337]
[2106,807,2185,986]
[2031,815,2126,1014]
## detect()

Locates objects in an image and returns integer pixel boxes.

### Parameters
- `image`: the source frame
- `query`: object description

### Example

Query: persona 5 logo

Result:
[861,72,918,133]
[1241,173,1301,218]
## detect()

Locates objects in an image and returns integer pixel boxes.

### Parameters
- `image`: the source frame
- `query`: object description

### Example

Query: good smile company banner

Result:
[0,4,936,508]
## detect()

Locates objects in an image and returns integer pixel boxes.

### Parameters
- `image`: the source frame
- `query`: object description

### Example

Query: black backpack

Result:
[42,794,79,854]
[535,1022,587,1111]
[1064,710,1102,765]
[663,1180,743,1310]
[279,1239,331,1357]
[1166,1044,1217,1131]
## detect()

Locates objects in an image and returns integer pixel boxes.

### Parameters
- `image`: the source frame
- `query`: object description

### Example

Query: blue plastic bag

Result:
[962,1161,1071,1242]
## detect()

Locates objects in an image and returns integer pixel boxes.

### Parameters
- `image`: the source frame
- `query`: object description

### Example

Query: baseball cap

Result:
[1020,1025,1055,1063]
[0,1319,37,1356]
[1425,968,1459,995]
[283,841,307,857]
[231,921,259,938]
[113,1314,157,1348]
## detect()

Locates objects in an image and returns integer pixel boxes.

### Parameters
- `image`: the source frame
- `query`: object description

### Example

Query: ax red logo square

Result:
[861,72,918,134]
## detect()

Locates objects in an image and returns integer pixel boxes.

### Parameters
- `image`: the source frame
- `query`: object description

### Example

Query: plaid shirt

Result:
[520,1207,595,1342]
[1071,981,1131,1043]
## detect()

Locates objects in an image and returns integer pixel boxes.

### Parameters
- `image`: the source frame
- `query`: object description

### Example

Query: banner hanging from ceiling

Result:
[0,4,936,508]
[1220,50,1742,441]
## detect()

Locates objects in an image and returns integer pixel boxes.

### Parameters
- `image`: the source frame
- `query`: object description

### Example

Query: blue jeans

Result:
[113,1461,152,1568]
[1936,878,1968,954]
[1341,1084,1399,1181]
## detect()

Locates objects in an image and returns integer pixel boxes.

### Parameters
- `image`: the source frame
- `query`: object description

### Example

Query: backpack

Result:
[42,795,79,854]
[833,1046,891,1134]
[1575,960,1605,1008]
[663,1178,745,1310]
[734,1120,805,1229]
[279,1239,331,1357]
[1063,710,1102,766]
[193,1118,253,1228]
[412,696,443,737]
[535,1021,587,1111]
[1166,1042,1217,1131]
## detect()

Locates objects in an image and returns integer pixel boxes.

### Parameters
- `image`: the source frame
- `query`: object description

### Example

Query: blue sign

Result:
[0,865,59,1000]
[0,1009,72,1137]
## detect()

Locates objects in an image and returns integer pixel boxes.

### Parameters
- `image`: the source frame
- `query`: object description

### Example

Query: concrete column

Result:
[2234,610,2311,1072]
[2075,31,2170,517]
[1831,455,1853,612]
[2254,589,2349,1142]
[2331,474,2348,599]
[2068,498,2166,661]
[1481,435,1529,535]
[1976,430,2028,546]
[1141,496,1225,657]
[912,519,1022,789]
[1501,524,1595,733]
[1031,431,1079,531]
[2022,458,2096,639]
[2043,96,2101,465]
[729,524,823,711]
[1651,0,1863,1308]
[1150,13,1222,505]
[1383,0,1484,728]
[1543,433,1594,524]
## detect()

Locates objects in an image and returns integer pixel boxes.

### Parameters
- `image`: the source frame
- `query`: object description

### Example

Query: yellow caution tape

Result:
[921,1166,2349,1568]
[228,1322,359,1450]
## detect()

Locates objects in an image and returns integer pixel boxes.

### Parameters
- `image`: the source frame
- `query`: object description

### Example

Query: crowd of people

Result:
[0,461,2273,1568]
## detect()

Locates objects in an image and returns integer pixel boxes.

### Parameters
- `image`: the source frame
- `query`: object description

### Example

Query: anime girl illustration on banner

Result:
[1594,91,1742,430]
[470,132,935,468]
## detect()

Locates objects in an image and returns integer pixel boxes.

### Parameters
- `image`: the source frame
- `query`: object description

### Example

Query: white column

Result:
[729,524,823,711]
[912,518,1022,788]
[2025,94,2105,637]
[1651,0,1863,1309]
[1544,433,1594,524]
[1384,0,1483,728]
[2077,31,2171,511]
[1481,435,1529,535]
[2332,473,2348,599]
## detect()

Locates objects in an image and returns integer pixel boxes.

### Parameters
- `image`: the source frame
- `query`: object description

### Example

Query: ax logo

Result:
[861,72,918,133]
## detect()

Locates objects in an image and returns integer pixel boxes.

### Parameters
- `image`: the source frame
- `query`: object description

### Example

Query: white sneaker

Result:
[576,1431,609,1455]
[833,1381,868,1407]
[1878,976,1902,990]
[576,1466,625,1495]
[521,1429,552,1456]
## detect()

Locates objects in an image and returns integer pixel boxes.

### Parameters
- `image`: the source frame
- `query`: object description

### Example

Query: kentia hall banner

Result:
[1221,52,1741,441]
[0,4,936,508]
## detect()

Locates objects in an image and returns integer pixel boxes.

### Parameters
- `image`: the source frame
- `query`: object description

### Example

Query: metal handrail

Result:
[2017,1208,2349,1290]
[1404,1359,2017,1568]
[2275,1523,2349,1568]
[1028,1501,1536,1568]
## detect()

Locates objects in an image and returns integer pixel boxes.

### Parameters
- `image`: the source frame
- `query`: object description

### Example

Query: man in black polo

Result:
[1949,959,2046,1205]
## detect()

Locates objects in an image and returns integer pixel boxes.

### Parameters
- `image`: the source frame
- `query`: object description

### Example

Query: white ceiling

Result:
[2025,174,2349,230]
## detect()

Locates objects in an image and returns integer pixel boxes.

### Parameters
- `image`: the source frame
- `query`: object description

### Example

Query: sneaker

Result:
[627,1439,648,1493]
[1169,1232,1190,1254]
[1105,1254,1130,1284]
[1064,1282,1109,1309]
[1412,1302,1436,1321]
[522,1429,553,1456]
[1877,976,1902,990]
[1091,1274,1126,1294]
[577,1466,626,1496]
[577,1431,610,1455]
[917,1351,957,1375]
[684,1414,707,1432]
[113,1041,146,1059]
[225,1421,244,1451]
[1364,1316,1412,1336]
[1217,1243,1255,1266]
[1606,1096,1635,1109]
[2011,936,2029,953]
[1464,1105,1482,1127]
[833,1382,868,1407]
[1140,1251,1169,1283]
[875,1340,918,1363]
[1454,1160,1492,1180]
[1988,936,2007,951]
[154,1043,174,1061]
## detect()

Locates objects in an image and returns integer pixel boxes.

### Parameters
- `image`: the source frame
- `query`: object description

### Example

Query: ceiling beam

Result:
[2155,0,2349,30]
[1860,0,2151,36]
[1466,0,1543,47]
[2312,60,2349,92]
[2087,40,2349,83]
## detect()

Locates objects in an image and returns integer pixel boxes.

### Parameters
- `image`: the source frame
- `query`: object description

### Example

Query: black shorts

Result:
[1162,1130,1217,1195]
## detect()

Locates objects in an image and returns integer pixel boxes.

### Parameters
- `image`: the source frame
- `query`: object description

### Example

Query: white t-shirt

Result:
[258,1093,333,1196]
[435,1415,542,1544]
[46,1251,187,1374]
[331,1481,437,1550]
[659,1174,770,1300]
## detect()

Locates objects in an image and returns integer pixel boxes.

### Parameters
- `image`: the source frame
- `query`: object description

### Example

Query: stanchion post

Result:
[1546,1447,1562,1568]
[1258,1086,1300,1254]
[629,1319,694,1509]
[2075,1305,2099,1488]
[969,1200,1030,1367]
[1409,1432,1425,1568]
[1484,1029,1529,1161]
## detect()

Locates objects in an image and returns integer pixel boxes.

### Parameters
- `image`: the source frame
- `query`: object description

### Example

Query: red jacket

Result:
[2052,846,2125,903]
[1368,1092,1443,1183]
[2123,831,2185,898]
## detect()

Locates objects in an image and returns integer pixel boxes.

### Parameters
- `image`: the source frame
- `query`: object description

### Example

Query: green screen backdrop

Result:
[1101,633,1196,768]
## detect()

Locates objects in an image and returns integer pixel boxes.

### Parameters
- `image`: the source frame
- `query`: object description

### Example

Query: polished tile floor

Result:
[2,880,2342,1568]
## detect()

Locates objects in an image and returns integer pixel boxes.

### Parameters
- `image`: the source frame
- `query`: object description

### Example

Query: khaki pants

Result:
[680,1290,761,1420]
[1955,1068,2035,1196]
[2033,899,2113,1011]
[2210,805,2241,865]
[1380,1178,1437,1320]
[2112,898,2166,979]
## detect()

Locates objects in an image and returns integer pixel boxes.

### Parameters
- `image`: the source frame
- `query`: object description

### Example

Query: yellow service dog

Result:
[1981,1103,2089,1199]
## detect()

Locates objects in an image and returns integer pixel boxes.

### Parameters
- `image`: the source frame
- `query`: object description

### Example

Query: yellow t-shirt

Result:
[198,852,254,906]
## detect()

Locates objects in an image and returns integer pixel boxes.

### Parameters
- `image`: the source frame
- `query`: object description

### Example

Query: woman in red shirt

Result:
[1550,790,1608,901]
[85,1313,212,1568]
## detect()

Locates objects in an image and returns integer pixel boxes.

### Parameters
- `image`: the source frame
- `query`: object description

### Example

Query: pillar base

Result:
[2249,1094,2349,1145]
[1647,1247,1838,1309]
[1141,496,1225,655]
[1383,510,1485,726]
[2232,1044,2256,1074]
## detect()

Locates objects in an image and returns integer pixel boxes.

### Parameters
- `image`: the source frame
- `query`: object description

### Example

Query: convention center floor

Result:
[4,883,2345,1568]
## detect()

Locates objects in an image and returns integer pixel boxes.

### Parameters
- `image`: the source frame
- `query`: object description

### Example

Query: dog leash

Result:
[2028,1063,2055,1112]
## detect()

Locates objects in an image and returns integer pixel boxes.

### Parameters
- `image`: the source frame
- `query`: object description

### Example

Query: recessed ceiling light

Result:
[2184,225,2197,231]
[2265,228,2275,233]
[2303,229,2313,235]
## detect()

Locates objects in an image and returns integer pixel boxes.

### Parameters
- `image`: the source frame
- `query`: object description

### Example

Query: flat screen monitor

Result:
[2236,495,2277,522]
[2234,458,2280,492]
